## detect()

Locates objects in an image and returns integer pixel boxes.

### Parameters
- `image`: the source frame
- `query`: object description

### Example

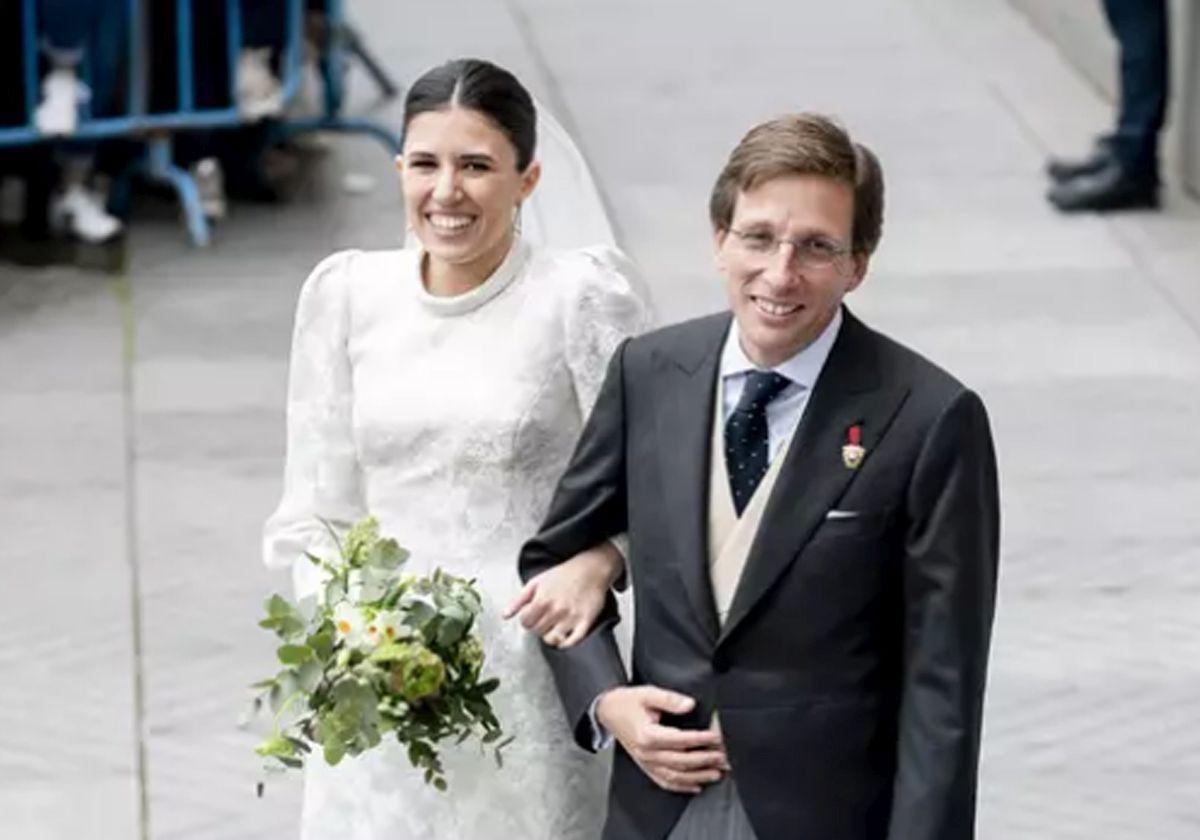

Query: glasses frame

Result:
[725,227,854,273]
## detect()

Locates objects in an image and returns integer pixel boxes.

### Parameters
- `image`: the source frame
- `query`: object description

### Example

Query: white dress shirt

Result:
[587,309,844,749]
[719,307,843,461]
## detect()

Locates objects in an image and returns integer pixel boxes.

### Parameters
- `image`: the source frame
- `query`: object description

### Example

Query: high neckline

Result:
[411,238,530,317]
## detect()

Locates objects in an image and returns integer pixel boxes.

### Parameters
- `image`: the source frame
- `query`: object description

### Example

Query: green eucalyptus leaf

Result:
[402,593,438,629]
[308,629,335,662]
[264,594,294,618]
[255,735,296,759]
[359,566,392,603]
[278,644,314,666]
[323,739,346,766]
[259,614,307,640]
[366,538,409,570]
[324,577,347,605]
[435,616,467,648]
[296,658,323,693]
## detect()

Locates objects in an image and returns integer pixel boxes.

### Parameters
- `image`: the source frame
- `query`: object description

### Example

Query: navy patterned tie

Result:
[724,370,791,515]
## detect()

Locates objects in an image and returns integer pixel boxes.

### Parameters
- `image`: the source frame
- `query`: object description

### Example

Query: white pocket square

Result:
[825,509,860,520]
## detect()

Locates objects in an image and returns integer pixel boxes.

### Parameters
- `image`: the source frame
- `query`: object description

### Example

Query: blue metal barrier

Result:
[0,0,401,246]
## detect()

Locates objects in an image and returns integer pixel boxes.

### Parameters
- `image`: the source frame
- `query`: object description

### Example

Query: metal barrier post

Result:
[21,0,38,126]
[177,0,195,112]
[225,0,241,107]
[146,135,209,246]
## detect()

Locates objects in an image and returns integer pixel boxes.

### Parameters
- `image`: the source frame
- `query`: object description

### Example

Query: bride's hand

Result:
[504,542,624,648]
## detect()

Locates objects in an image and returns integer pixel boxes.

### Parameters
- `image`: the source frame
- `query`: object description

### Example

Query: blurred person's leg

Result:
[238,0,286,119]
[39,0,104,63]
[191,0,231,110]
[243,0,288,54]
[1104,0,1169,180]
[31,0,123,240]
[34,0,109,133]
[17,148,56,240]
[0,0,25,126]
[1047,0,1167,211]
[49,148,122,242]
[83,0,127,118]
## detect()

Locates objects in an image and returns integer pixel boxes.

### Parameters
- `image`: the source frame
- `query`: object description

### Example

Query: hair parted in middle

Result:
[708,113,885,256]
[401,58,538,171]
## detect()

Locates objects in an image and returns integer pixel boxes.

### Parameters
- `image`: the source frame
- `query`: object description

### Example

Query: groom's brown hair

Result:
[708,113,885,256]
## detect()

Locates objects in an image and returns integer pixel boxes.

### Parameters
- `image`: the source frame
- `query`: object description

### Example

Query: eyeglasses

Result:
[726,227,852,272]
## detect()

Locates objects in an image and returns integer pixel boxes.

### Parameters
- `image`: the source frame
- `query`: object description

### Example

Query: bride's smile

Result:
[399,106,540,297]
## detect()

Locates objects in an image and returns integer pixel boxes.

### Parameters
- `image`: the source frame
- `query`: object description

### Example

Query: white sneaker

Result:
[34,67,89,136]
[236,48,284,121]
[50,183,122,243]
[191,157,227,220]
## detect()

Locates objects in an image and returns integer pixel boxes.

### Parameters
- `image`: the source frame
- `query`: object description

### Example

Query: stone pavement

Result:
[1,0,1197,837]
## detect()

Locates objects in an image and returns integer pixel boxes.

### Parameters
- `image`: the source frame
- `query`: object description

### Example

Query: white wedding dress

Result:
[262,231,647,838]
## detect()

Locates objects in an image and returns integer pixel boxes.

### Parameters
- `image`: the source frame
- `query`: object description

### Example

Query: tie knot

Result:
[735,370,791,415]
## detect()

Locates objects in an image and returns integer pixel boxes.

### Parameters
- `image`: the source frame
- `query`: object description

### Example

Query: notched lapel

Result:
[718,312,911,646]
[652,316,729,644]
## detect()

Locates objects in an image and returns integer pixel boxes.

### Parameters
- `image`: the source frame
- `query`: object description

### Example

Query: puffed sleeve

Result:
[262,251,367,595]
[562,246,652,418]
[562,247,651,564]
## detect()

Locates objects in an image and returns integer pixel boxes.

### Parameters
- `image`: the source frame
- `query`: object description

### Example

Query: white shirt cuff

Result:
[607,533,630,561]
[587,694,615,751]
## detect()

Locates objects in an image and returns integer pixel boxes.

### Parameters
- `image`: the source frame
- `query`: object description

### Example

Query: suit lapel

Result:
[718,311,911,646]
[653,314,730,644]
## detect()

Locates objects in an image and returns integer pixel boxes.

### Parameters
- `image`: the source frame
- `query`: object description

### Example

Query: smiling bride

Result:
[262,57,649,839]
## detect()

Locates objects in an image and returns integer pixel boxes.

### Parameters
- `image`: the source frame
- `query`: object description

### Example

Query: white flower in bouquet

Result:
[332,603,365,648]
[250,517,509,792]
[365,609,409,648]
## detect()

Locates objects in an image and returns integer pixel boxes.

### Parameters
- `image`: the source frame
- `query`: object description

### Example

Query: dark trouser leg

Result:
[242,0,287,53]
[0,0,24,124]
[1102,0,1169,179]
[85,0,126,117]
[666,777,759,840]
[38,0,104,62]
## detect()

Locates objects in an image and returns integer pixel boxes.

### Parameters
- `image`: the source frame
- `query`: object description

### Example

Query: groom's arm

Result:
[888,388,1000,840]
[519,339,631,751]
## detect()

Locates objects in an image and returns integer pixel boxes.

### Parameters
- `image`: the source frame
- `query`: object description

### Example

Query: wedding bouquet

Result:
[250,517,509,791]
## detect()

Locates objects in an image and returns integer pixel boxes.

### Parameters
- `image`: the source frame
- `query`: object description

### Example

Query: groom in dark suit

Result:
[519,113,1000,840]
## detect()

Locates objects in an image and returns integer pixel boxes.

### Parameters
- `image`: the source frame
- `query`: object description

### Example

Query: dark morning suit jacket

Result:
[519,307,1000,840]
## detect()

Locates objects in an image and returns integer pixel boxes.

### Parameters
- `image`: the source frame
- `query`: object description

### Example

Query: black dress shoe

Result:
[1047,159,1159,212]
[1045,137,1115,182]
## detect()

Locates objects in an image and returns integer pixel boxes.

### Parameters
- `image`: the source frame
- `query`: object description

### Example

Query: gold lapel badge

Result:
[842,423,866,469]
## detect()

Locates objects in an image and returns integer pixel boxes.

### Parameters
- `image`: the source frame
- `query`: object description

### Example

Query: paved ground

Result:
[2,0,1198,837]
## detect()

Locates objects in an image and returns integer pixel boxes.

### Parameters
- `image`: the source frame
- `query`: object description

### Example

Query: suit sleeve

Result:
[888,388,1000,840]
[518,338,632,750]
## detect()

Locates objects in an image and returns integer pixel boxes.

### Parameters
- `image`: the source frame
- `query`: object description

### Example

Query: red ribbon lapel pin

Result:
[842,423,866,469]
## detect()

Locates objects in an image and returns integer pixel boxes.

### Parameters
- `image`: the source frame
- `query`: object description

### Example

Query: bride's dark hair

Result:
[402,58,538,171]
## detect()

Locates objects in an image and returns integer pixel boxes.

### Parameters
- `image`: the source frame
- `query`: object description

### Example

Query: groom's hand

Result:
[596,686,729,795]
